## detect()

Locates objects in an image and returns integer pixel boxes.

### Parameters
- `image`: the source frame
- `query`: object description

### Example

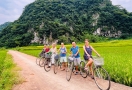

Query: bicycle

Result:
[80,56,111,90]
[36,56,41,65]
[43,53,52,72]
[66,55,79,81]
[54,54,62,74]
[39,56,45,67]
[36,52,45,66]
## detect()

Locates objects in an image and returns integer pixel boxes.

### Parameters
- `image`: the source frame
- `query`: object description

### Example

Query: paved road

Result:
[9,50,132,90]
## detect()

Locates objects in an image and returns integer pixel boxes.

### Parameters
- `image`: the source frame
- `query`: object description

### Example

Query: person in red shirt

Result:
[45,45,50,52]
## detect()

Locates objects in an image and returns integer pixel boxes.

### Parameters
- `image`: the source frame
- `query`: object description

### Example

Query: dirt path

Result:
[9,50,132,90]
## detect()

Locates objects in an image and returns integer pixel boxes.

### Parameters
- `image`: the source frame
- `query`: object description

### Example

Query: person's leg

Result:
[86,58,93,75]
[48,58,51,67]
[89,58,94,79]
[86,58,93,67]
[76,58,81,72]
[60,57,63,69]
[74,58,78,72]
[89,62,93,75]
[75,58,81,73]
[60,57,65,70]
[51,54,55,64]
[64,57,67,69]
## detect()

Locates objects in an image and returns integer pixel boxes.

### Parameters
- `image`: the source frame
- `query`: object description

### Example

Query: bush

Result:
[120,34,128,39]
[58,36,69,44]
[80,33,106,43]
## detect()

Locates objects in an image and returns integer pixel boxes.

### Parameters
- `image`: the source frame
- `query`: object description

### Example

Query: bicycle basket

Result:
[39,51,45,57]
[93,56,104,66]
[68,56,74,62]
[54,54,60,60]
[45,53,52,58]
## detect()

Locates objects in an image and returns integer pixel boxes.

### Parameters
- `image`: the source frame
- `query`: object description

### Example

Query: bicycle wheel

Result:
[66,61,73,81]
[54,60,59,74]
[39,58,45,67]
[80,61,88,78]
[36,57,40,65]
[94,66,111,90]
[44,59,51,72]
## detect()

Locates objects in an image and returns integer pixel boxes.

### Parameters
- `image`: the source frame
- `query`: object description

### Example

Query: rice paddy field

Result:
[16,39,132,86]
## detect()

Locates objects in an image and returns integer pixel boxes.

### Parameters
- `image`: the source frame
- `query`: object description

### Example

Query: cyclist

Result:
[45,45,50,53]
[39,44,47,57]
[47,43,57,68]
[58,43,67,71]
[70,42,81,75]
[83,39,100,78]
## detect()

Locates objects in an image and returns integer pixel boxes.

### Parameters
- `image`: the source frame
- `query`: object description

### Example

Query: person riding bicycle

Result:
[45,45,50,53]
[39,44,47,57]
[83,39,100,77]
[58,43,67,71]
[47,43,57,68]
[70,42,81,75]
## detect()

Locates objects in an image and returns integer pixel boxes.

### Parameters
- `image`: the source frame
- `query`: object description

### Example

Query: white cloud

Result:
[111,0,132,12]
[0,0,132,25]
[0,0,35,24]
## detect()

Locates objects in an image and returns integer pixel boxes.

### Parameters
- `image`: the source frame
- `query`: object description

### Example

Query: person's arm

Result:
[90,45,100,57]
[65,47,67,53]
[55,47,57,54]
[74,46,79,56]
[57,47,61,53]
[70,48,72,55]
[83,46,90,57]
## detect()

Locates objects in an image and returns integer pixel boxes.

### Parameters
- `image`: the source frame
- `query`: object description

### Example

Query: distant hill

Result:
[0,0,132,47]
[0,22,11,31]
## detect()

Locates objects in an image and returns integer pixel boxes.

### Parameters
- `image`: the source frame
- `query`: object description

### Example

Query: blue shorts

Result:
[83,55,92,61]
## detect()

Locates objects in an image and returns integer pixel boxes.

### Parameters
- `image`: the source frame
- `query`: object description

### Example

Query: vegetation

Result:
[0,0,132,48]
[17,39,132,86]
[0,22,11,31]
[0,50,20,90]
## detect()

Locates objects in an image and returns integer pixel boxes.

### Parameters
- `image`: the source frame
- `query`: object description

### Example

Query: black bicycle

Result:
[44,53,52,72]
[80,56,111,90]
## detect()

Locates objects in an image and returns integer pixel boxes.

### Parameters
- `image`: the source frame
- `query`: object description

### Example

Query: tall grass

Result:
[17,39,132,86]
[0,50,20,90]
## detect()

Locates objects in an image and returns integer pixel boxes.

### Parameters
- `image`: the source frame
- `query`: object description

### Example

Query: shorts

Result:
[84,55,92,61]
[60,57,67,63]
[73,57,81,66]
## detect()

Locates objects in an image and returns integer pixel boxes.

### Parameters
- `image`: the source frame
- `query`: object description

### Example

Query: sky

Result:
[0,0,132,25]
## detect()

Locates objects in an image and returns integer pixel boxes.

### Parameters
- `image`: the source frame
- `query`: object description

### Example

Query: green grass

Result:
[0,50,21,90]
[17,39,132,86]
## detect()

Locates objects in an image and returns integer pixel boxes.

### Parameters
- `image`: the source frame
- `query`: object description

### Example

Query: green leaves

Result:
[0,0,132,48]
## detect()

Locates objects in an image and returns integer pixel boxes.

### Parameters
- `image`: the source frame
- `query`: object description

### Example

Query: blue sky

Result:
[0,0,132,24]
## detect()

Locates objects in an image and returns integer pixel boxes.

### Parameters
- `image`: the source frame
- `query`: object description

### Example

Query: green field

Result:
[0,50,21,90]
[16,39,132,86]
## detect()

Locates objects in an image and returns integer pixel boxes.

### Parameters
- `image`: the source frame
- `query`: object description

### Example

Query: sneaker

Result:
[47,66,51,68]
[90,75,94,79]
[75,72,79,75]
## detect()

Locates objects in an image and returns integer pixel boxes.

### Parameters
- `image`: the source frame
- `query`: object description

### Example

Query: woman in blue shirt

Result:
[58,43,67,71]
[83,39,100,78]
